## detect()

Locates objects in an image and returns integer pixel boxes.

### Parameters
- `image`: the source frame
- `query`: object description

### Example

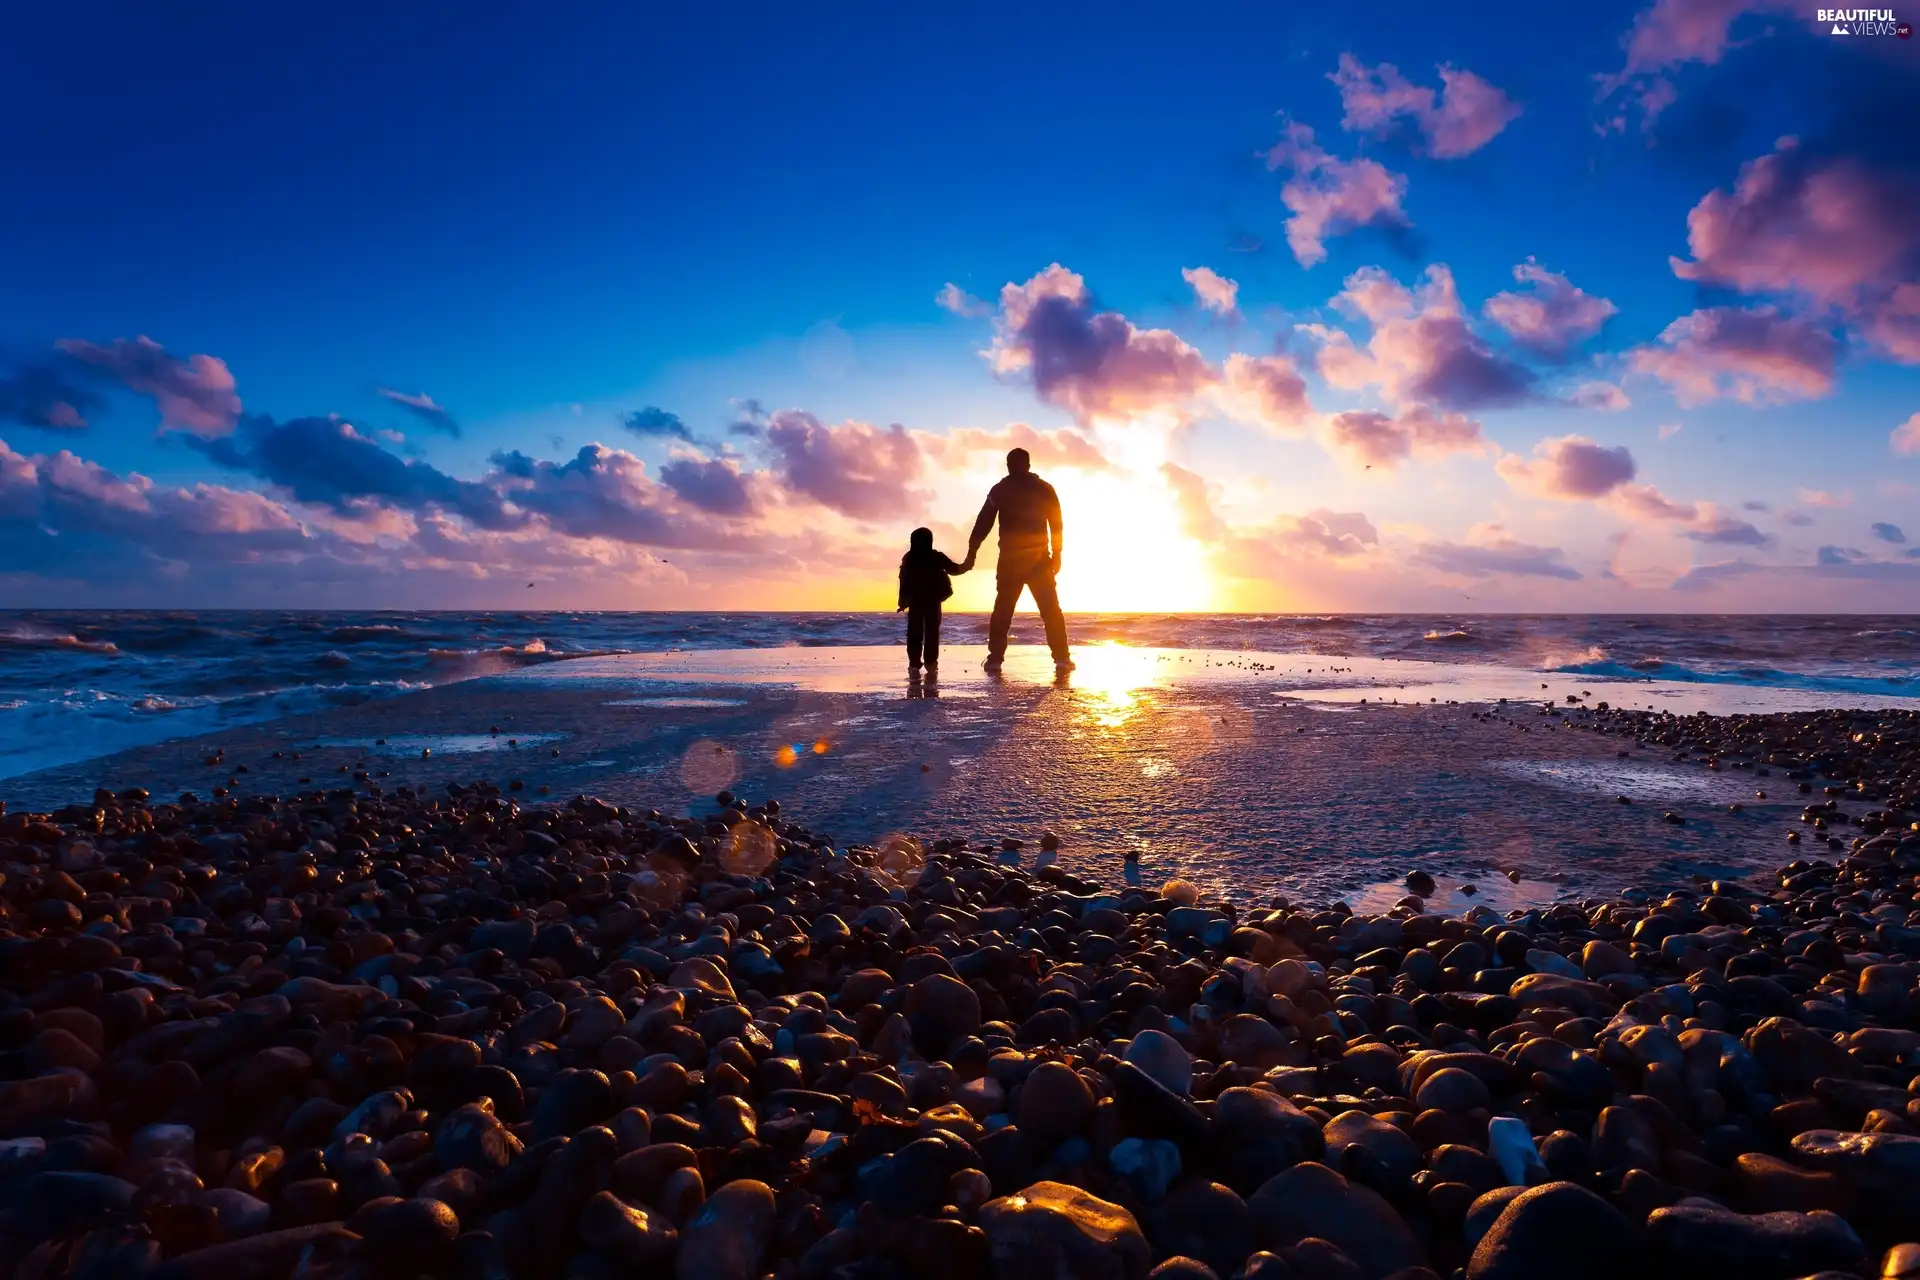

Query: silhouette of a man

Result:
[965,447,1071,671]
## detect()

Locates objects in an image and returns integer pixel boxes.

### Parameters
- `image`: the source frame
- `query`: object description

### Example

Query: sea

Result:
[1,611,1916,783]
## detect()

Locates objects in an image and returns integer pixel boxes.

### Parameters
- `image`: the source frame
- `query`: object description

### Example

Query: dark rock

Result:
[578,1189,678,1267]
[1322,1112,1421,1188]
[1018,1062,1096,1147]
[1247,1162,1423,1279]
[1466,1181,1639,1280]
[978,1180,1151,1280]
[1211,1088,1322,1194]
[907,974,982,1057]
[1143,1180,1254,1279]
[676,1177,776,1280]
[352,1197,460,1273]
[1646,1201,1866,1279]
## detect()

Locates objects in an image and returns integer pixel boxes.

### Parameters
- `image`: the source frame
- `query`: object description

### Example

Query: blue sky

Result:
[3,1,1918,610]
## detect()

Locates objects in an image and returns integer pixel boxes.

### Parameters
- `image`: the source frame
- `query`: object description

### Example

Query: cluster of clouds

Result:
[0,337,240,436]
[1254,55,1521,269]
[0,325,1154,601]
[6,0,1917,604]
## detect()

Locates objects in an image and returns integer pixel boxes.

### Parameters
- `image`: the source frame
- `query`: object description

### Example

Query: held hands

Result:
[959,551,977,573]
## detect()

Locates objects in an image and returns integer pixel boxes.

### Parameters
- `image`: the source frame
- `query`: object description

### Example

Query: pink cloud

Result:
[41,449,155,512]
[1684,504,1773,545]
[1629,306,1836,405]
[1573,381,1631,411]
[1497,434,1637,500]
[1276,508,1379,557]
[1609,486,1769,545]
[1864,283,1920,362]
[1217,354,1312,435]
[989,264,1217,422]
[1330,55,1521,158]
[1599,0,1794,128]
[1261,122,1410,268]
[1413,526,1580,579]
[1892,411,1920,455]
[1181,266,1240,317]
[1494,433,1772,545]
[1324,404,1485,469]
[1615,0,1789,79]
[763,411,927,519]
[56,336,241,437]
[1163,460,1378,568]
[1161,462,1226,543]
[1483,259,1618,354]
[918,423,1114,472]
[936,283,991,318]
[1309,265,1534,410]
[1671,139,1920,362]
[377,387,459,435]
[164,483,304,536]
[1610,482,1698,522]
[1797,486,1852,508]
[0,437,337,591]
[657,455,758,516]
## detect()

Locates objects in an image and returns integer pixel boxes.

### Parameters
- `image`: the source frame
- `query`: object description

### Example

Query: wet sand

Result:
[0,643,1870,907]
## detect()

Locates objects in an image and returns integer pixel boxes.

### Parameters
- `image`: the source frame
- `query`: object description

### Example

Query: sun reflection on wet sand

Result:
[1056,641,1167,728]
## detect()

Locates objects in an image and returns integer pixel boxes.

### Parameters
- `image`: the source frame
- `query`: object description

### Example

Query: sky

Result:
[3,0,1919,613]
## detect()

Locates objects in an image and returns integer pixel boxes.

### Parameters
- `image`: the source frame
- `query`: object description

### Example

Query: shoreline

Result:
[0,702,1917,1278]
[1,660,1872,910]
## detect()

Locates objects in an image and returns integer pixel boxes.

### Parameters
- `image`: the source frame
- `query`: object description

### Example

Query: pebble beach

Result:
[2,699,1919,1280]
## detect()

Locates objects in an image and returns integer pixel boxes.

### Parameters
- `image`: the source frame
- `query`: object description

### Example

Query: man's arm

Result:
[1046,483,1063,573]
[966,491,999,561]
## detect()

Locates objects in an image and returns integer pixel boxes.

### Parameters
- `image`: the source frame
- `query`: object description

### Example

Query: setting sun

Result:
[948,420,1222,615]
[1055,468,1218,612]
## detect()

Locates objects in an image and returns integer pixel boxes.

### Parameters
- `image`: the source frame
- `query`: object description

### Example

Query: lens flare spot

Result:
[631,867,685,910]
[681,739,737,793]
[812,738,830,755]
[774,743,799,768]
[721,821,778,876]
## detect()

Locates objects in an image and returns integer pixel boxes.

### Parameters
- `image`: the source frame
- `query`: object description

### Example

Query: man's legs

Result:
[906,606,927,667]
[925,605,941,668]
[987,573,1023,663]
[1026,567,1071,664]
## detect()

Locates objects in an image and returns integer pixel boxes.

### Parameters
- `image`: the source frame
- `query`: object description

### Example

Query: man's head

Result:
[1006,447,1031,476]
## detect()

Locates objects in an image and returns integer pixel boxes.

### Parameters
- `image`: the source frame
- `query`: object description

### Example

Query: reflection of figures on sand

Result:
[907,669,940,699]
[966,448,1072,672]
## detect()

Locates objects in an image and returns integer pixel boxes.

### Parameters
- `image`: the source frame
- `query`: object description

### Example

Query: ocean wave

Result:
[327,624,412,642]
[1423,629,1474,643]
[425,639,627,667]
[1852,629,1918,638]
[0,628,119,655]
[1552,656,1914,695]
[1539,644,1609,669]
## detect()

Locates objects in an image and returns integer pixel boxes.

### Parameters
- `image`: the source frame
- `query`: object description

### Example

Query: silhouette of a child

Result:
[898,526,968,673]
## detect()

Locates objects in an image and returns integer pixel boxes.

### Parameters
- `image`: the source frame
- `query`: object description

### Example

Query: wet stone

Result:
[979,1180,1151,1280]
